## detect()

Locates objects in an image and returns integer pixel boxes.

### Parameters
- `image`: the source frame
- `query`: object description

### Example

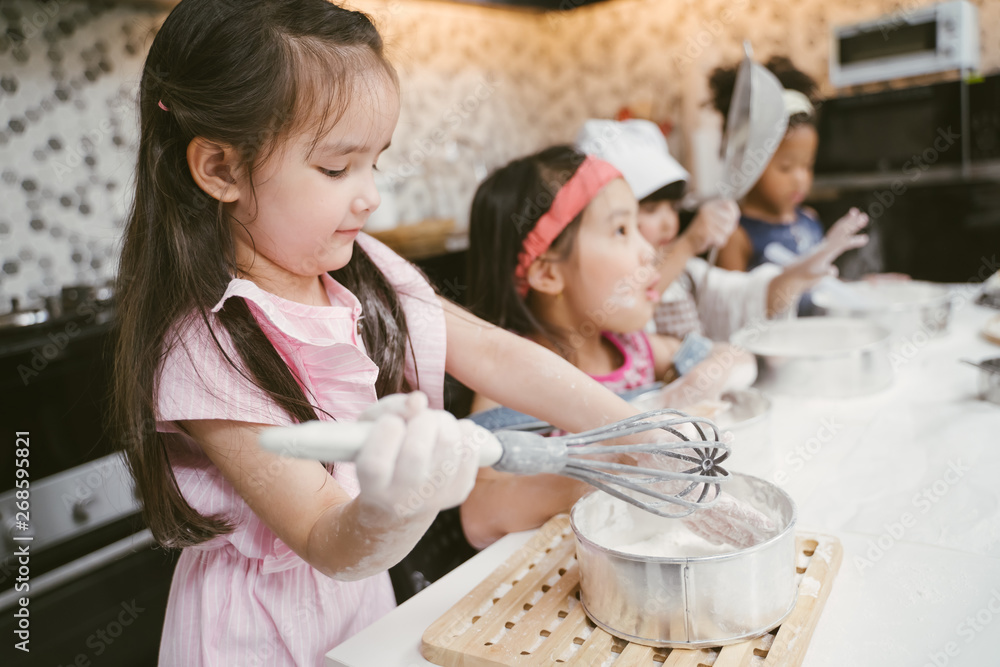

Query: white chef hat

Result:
[575,118,690,201]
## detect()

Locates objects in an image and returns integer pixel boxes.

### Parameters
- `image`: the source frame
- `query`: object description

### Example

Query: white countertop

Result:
[328,292,1000,666]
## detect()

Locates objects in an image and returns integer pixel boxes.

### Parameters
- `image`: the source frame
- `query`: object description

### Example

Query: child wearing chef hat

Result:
[576,117,870,341]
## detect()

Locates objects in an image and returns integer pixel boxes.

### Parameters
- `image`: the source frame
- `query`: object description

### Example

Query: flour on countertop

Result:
[799,576,821,598]
[813,542,834,563]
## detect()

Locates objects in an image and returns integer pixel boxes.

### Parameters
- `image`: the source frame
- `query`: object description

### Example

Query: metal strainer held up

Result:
[259,408,731,519]
[702,40,789,288]
[719,40,789,202]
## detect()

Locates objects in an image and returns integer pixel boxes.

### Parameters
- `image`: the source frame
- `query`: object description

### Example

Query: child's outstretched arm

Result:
[647,334,757,407]
[441,299,771,550]
[766,207,869,315]
[442,299,639,431]
[656,199,740,292]
[179,396,480,581]
[441,299,643,547]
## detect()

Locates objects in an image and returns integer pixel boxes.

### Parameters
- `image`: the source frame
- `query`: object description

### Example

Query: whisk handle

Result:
[258,420,504,467]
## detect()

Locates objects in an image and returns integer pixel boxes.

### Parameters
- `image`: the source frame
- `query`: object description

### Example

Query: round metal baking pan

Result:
[571,474,797,648]
[732,318,893,398]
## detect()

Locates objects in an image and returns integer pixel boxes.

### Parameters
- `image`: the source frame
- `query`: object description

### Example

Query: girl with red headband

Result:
[460,146,763,548]
[466,145,756,405]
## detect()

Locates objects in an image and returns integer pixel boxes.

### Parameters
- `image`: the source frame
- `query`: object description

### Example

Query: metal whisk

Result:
[258,408,731,519]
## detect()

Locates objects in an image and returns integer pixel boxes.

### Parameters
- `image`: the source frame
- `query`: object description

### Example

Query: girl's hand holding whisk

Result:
[354,391,482,520]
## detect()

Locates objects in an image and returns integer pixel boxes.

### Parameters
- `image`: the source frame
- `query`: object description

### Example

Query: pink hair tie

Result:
[157,100,170,111]
[514,155,622,297]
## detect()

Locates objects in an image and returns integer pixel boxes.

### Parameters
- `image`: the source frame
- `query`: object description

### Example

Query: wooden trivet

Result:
[422,514,841,666]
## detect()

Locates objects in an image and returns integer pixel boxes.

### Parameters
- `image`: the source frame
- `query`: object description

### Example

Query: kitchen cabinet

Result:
[368,219,467,262]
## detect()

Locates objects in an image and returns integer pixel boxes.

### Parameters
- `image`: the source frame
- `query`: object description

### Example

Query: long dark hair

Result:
[113,0,411,548]
[710,55,820,132]
[466,145,587,354]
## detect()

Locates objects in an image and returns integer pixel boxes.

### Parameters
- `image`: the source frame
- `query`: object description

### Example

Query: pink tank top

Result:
[589,331,657,393]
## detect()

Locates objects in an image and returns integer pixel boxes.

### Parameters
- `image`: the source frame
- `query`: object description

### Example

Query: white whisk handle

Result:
[258,420,503,467]
[259,421,372,462]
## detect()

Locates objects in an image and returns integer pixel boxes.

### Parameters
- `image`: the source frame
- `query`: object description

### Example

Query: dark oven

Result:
[810,73,1000,282]
[0,301,178,666]
[815,73,1000,174]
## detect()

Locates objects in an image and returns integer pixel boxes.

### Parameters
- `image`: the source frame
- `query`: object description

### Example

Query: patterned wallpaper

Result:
[0,2,153,312]
[0,0,997,309]
[357,0,1000,212]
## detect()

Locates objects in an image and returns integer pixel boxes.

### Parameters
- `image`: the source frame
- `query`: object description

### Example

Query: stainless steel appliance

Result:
[830,0,979,88]
[963,357,1000,405]
[809,74,1000,282]
[815,73,1000,178]
[0,300,178,666]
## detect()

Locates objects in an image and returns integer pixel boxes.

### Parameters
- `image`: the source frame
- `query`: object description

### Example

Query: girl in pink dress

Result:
[112,1,668,664]
[113,2,771,663]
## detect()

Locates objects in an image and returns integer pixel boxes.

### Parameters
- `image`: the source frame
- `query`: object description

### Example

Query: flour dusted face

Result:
[560,179,661,334]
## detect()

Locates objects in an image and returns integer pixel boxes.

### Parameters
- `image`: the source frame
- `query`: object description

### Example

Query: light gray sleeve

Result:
[691,260,787,341]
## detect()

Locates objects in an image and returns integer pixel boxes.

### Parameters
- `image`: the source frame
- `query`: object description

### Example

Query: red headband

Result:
[514,155,622,297]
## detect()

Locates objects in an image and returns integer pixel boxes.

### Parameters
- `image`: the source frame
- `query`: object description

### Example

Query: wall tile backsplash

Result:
[1,0,997,310]
[0,1,158,310]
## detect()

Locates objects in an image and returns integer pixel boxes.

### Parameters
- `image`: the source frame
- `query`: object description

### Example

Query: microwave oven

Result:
[815,73,1000,176]
[830,0,979,87]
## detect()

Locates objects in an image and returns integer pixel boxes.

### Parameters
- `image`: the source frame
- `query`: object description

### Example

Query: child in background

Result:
[576,119,740,296]
[465,145,758,403]
[464,145,762,413]
[577,119,870,340]
[115,1,728,663]
[461,145,769,547]
[711,57,833,273]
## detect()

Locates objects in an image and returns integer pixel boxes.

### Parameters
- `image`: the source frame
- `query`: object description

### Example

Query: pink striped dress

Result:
[154,234,446,666]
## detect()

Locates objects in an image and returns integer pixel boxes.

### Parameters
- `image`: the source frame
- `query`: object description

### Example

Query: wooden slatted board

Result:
[421,514,842,666]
